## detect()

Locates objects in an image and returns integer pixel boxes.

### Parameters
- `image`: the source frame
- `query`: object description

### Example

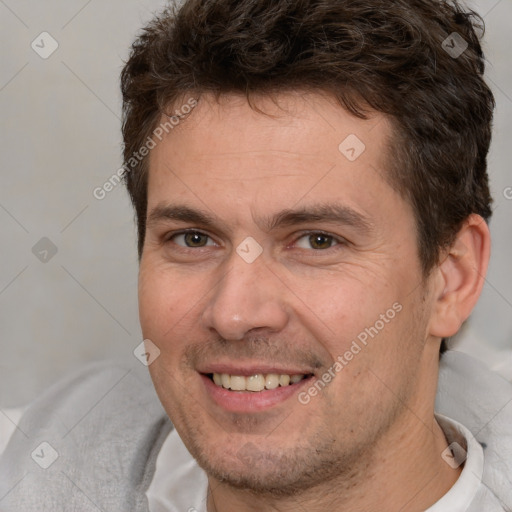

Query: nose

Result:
[201,248,290,340]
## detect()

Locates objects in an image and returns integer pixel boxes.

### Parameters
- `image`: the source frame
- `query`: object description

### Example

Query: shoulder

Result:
[437,351,512,510]
[0,360,172,512]
[437,350,512,432]
[9,359,164,438]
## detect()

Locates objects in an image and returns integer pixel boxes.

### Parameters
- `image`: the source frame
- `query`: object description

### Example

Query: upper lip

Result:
[198,363,315,377]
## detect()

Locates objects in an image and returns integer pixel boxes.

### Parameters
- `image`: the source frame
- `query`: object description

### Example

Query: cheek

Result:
[300,274,393,338]
[138,266,202,399]
[138,271,164,336]
[302,275,413,386]
[138,262,193,339]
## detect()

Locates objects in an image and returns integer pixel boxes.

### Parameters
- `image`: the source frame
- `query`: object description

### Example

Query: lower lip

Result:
[200,374,312,413]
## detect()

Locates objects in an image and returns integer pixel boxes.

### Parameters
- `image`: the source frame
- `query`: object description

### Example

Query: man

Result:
[1,0,511,510]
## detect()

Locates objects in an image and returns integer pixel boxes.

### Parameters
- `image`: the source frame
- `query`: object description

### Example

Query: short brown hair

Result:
[121,0,494,275]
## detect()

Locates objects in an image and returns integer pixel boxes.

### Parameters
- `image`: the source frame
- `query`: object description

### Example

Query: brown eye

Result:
[295,233,338,250]
[309,234,334,249]
[172,231,213,248]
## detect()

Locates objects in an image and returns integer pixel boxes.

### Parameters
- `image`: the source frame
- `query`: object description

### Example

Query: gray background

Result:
[0,0,511,408]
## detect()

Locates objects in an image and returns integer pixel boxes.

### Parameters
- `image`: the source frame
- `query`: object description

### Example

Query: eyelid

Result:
[166,228,218,247]
[291,230,347,250]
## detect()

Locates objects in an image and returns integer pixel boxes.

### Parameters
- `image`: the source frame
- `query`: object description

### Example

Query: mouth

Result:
[206,372,314,392]
[198,363,317,412]
[200,371,315,412]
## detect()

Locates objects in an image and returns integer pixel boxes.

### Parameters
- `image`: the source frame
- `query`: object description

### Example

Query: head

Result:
[122,0,493,273]
[122,0,493,501]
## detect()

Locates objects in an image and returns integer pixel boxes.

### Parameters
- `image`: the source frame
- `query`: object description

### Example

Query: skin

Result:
[138,91,490,511]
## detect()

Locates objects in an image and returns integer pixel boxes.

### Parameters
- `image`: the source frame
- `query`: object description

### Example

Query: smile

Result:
[209,373,310,392]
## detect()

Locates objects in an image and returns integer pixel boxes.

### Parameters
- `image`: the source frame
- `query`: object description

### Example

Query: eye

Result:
[294,232,341,250]
[170,231,216,248]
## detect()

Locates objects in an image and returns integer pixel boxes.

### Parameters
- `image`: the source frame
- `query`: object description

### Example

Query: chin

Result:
[185,430,354,498]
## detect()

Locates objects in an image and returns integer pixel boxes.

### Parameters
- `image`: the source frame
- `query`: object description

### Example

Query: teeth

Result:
[279,374,290,387]
[230,376,246,391]
[211,372,307,391]
[247,374,265,392]
[265,374,280,390]
[221,373,231,389]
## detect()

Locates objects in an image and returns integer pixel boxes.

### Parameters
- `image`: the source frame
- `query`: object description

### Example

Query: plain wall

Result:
[1,0,511,408]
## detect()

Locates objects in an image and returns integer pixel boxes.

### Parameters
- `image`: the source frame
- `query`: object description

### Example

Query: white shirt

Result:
[146,414,492,512]
[146,425,208,512]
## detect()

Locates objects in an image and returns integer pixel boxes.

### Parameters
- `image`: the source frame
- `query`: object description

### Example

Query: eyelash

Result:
[165,229,346,251]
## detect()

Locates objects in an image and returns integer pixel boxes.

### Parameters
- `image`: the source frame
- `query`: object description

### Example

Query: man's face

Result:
[139,92,437,494]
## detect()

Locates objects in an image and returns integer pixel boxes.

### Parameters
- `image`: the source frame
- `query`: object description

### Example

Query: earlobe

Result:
[429,214,491,338]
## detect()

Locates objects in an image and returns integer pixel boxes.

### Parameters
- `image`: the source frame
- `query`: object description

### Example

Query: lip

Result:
[200,373,314,412]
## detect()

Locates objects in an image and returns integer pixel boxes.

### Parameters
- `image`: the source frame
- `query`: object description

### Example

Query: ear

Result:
[429,214,491,338]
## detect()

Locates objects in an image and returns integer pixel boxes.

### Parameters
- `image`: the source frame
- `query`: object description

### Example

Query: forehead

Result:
[152,91,392,165]
[146,91,404,229]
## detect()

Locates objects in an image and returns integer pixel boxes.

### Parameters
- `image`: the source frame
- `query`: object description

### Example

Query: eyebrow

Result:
[147,204,218,230]
[147,202,373,234]
[262,204,373,233]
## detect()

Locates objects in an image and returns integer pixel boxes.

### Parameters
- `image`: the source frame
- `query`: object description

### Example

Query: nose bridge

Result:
[201,248,289,340]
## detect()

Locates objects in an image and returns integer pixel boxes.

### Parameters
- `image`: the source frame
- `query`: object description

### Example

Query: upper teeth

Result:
[212,373,306,392]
